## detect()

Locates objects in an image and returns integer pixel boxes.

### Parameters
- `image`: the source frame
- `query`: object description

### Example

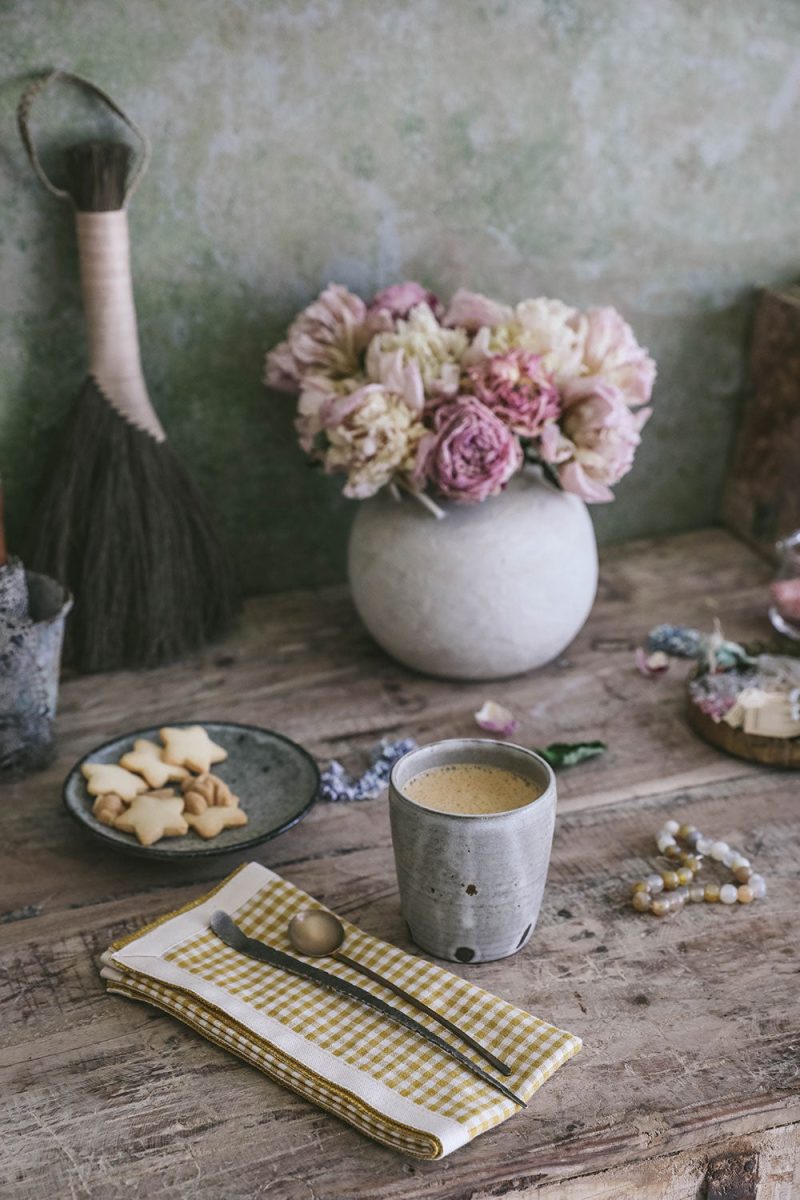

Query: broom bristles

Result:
[28,379,235,672]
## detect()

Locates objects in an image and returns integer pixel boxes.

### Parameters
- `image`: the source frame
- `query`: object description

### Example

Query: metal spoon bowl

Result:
[287,908,512,1076]
[289,910,346,956]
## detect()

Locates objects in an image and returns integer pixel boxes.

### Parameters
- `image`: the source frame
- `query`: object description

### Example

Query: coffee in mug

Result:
[389,739,556,963]
[404,762,542,816]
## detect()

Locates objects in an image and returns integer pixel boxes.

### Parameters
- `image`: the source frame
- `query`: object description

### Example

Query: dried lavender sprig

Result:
[320,737,417,802]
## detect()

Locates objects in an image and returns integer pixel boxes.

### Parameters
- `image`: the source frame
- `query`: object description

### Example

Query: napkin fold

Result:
[101,863,580,1159]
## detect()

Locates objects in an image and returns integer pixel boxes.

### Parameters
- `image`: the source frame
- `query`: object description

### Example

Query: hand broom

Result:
[17,70,235,672]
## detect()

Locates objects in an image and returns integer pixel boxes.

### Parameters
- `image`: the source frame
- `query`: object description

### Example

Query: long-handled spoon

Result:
[287,909,512,1076]
[210,911,525,1108]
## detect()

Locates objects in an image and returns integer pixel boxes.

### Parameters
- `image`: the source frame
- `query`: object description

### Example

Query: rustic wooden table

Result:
[2,529,798,1199]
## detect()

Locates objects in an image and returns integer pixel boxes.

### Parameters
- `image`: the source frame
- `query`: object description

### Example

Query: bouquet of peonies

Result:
[265,282,655,511]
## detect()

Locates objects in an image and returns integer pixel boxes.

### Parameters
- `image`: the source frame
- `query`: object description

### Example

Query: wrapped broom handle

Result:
[18,71,165,441]
[73,206,164,441]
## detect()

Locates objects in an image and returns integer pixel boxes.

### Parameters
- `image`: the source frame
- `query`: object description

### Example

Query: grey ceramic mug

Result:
[389,738,557,963]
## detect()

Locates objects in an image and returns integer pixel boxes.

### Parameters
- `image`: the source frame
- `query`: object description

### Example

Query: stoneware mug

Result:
[389,738,557,963]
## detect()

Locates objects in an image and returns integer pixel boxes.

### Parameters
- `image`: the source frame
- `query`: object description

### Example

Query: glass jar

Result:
[769,530,800,641]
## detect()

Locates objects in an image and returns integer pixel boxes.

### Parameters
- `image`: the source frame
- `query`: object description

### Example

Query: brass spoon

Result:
[287,909,512,1077]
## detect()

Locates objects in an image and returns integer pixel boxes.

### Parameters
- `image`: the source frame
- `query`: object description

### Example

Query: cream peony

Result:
[294,374,366,454]
[366,304,468,400]
[321,384,426,499]
[463,297,586,385]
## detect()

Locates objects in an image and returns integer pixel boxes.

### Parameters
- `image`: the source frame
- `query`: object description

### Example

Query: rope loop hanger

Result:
[17,68,151,207]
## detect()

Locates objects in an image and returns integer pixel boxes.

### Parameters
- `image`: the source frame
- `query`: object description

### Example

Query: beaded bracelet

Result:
[630,819,766,917]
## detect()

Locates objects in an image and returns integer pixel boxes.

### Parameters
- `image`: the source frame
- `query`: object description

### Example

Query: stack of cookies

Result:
[82,725,248,846]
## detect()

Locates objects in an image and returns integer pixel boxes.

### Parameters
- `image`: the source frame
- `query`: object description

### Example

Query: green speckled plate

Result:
[63,721,319,860]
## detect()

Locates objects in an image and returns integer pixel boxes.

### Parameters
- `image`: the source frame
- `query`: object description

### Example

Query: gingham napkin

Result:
[100,863,581,1159]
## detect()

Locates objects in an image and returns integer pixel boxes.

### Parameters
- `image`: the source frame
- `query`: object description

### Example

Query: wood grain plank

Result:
[472,1123,799,1200]
[2,771,797,1199]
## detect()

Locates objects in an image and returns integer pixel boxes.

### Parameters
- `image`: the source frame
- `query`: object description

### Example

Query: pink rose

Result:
[442,288,513,332]
[415,396,522,503]
[466,350,561,437]
[264,283,368,391]
[567,307,656,407]
[547,382,650,503]
[368,281,442,324]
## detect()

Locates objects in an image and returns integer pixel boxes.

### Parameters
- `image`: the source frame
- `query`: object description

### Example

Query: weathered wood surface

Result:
[2,528,798,1199]
[495,1124,799,1200]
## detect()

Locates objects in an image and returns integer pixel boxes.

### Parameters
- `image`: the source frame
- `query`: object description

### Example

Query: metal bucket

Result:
[0,569,73,778]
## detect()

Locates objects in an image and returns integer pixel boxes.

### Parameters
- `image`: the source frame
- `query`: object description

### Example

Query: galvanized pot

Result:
[0,568,72,778]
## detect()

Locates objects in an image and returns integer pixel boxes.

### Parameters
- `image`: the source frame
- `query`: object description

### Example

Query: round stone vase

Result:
[348,470,598,680]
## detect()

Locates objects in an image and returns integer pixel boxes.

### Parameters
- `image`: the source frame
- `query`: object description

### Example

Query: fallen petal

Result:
[474,700,520,736]
[635,647,670,677]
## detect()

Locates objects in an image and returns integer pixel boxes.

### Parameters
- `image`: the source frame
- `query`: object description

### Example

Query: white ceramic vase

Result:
[348,469,598,680]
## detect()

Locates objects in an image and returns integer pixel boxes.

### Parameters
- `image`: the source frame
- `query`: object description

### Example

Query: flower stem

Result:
[395,478,446,519]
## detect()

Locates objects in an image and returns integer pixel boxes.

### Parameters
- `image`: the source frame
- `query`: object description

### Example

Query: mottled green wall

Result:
[2,1,799,592]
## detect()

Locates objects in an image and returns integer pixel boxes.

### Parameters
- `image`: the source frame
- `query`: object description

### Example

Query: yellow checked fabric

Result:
[103,863,581,1159]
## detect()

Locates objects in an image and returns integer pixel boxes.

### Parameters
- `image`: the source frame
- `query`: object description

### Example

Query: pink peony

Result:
[368,281,442,323]
[442,288,513,332]
[543,382,650,503]
[265,284,368,391]
[414,396,522,503]
[263,339,299,392]
[569,307,656,408]
[294,376,336,453]
[466,350,561,438]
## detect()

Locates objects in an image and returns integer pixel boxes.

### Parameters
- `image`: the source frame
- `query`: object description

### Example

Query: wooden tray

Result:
[687,693,800,768]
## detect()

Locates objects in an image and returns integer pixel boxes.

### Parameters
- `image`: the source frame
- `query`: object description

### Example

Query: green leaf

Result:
[522,447,563,491]
[311,430,329,455]
[536,740,607,769]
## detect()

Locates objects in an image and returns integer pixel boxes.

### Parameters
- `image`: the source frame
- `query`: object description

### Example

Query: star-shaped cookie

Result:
[92,788,174,827]
[82,762,148,802]
[120,739,189,789]
[113,793,188,847]
[160,726,228,774]
[186,805,248,840]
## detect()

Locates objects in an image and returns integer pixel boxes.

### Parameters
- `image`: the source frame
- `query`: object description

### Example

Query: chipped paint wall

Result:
[2,1,799,592]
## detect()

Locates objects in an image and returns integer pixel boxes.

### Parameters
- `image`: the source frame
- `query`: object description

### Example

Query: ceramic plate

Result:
[63,721,319,860]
